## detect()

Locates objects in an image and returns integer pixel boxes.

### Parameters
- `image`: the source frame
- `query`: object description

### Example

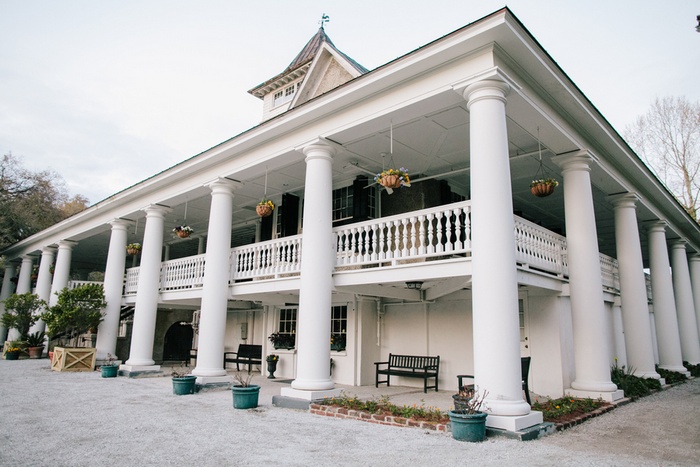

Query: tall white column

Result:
[554,151,620,399]
[647,222,687,372]
[95,219,130,361]
[9,256,35,340]
[16,255,34,294]
[462,79,534,428]
[124,205,170,370]
[0,262,18,342]
[610,194,659,378]
[193,179,239,381]
[49,241,77,306]
[283,139,338,400]
[688,255,700,340]
[670,241,700,364]
[30,247,56,335]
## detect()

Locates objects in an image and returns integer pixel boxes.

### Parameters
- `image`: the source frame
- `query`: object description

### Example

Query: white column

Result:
[95,219,130,361]
[554,151,620,399]
[49,241,77,306]
[9,256,35,341]
[283,139,339,400]
[29,247,57,335]
[670,241,700,364]
[124,205,170,370]
[610,194,659,378]
[16,255,34,294]
[193,179,239,381]
[647,222,687,372]
[462,79,534,428]
[0,262,18,342]
[688,255,700,340]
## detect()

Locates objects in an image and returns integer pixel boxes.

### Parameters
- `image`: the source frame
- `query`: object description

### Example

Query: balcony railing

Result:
[123,201,618,295]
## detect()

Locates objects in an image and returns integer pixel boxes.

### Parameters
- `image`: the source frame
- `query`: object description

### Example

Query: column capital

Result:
[552,150,598,173]
[109,218,133,230]
[40,246,57,257]
[142,204,172,218]
[205,177,242,195]
[297,138,338,161]
[463,79,510,109]
[57,240,79,251]
[608,192,640,208]
[689,254,700,263]
[671,239,688,250]
[646,220,668,233]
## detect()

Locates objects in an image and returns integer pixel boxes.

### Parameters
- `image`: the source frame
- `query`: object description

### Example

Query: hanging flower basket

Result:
[530,178,558,198]
[126,243,142,255]
[256,199,274,218]
[375,168,411,192]
[173,225,193,238]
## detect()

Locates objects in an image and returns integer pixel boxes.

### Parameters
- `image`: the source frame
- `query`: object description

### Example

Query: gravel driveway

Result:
[1,359,698,466]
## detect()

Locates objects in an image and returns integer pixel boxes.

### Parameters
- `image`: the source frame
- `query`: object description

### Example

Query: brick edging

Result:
[309,403,449,432]
[553,404,616,431]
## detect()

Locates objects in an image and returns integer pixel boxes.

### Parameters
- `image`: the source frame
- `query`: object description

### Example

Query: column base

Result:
[118,364,161,377]
[195,375,232,387]
[634,370,661,380]
[280,387,342,401]
[567,388,625,402]
[485,410,543,432]
[658,365,691,377]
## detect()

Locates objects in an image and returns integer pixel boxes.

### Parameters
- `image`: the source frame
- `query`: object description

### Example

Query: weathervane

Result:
[319,13,330,29]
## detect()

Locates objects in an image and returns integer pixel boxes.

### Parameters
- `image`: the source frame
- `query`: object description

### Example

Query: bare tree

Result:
[625,96,700,221]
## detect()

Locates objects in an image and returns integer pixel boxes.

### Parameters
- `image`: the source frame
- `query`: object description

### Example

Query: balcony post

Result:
[0,261,18,342]
[283,138,340,400]
[123,205,170,372]
[647,222,688,373]
[610,194,659,379]
[670,241,700,364]
[462,78,535,430]
[193,178,240,382]
[689,254,700,340]
[554,151,621,400]
[95,219,130,361]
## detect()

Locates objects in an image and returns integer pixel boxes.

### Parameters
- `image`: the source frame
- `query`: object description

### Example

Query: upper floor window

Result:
[273,83,298,108]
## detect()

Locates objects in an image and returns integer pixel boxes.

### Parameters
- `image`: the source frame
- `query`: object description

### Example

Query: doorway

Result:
[163,323,194,362]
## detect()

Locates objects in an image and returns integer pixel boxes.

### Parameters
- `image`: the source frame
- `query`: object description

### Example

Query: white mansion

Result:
[2,8,700,434]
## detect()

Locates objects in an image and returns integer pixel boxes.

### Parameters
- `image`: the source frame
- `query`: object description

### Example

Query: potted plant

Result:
[266,354,279,379]
[448,386,489,442]
[256,199,274,218]
[4,345,21,361]
[330,333,346,352]
[374,167,411,193]
[1,293,46,351]
[171,364,197,395]
[173,225,194,238]
[530,177,559,197]
[268,332,295,350]
[100,353,119,378]
[231,372,260,409]
[40,284,106,372]
[25,331,46,359]
[126,243,142,255]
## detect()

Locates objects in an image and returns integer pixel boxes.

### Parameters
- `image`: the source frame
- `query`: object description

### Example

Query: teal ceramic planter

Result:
[101,365,119,378]
[5,352,20,361]
[448,410,488,442]
[172,375,197,395]
[231,385,260,409]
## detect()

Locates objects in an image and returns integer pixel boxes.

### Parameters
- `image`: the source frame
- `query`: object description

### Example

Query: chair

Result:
[456,356,532,405]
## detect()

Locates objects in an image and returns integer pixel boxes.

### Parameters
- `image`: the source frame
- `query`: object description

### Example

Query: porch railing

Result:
[122,200,620,295]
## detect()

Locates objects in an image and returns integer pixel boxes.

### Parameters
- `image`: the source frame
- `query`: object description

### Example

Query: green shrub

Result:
[320,393,447,423]
[531,397,605,422]
[683,361,700,377]
[610,361,662,399]
[656,366,688,384]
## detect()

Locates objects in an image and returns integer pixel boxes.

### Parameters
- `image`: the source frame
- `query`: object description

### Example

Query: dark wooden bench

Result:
[457,356,532,404]
[374,353,440,393]
[223,344,262,373]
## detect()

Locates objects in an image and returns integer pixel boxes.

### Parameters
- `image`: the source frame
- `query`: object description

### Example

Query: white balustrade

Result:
[120,201,621,295]
[67,280,104,289]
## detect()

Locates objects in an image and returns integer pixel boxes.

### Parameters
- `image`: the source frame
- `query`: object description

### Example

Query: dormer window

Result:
[273,83,297,108]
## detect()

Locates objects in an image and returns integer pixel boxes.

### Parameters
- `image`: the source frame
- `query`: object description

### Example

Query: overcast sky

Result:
[1,1,698,205]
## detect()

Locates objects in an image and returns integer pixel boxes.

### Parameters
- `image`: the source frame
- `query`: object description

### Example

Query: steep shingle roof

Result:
[286,27,368,74]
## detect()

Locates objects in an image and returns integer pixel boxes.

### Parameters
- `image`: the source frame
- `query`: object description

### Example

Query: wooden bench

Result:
[223,344,262,373]
[374,353,440,393]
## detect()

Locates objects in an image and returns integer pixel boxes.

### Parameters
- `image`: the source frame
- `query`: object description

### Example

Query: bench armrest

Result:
[224,352,238,358]
[374,361,389,367]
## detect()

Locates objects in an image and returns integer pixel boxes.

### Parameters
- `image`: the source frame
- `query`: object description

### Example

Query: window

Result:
[270,307,297,349]
[330,305,347,351]
[272,83,297,107]
[332,186,353,222]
